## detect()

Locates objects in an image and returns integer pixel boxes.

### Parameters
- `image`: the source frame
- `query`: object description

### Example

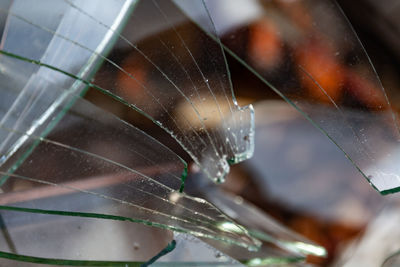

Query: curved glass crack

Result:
[156,233,306,267]
[0,206,176,266]
[0,73,260,250]
[202,0,400,194]
[186,173,326,263]
[204,190,326,258]
[0,0,255,183]
[0,0,133,174]
[383,250,400,267]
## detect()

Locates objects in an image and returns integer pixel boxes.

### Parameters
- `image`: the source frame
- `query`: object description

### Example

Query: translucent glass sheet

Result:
[0,206,308,267]
[0,206,175,266]
[187,172,326,263]
[248,101,385,225]
[204,190,326,258]
[155,233,246,267]
[0,74,260,252]
[383,253,400,267]
[0,0,132,166]
[203,0,400,194]
[0,0,255,183]
[159,233,310,267]
[0,0,330,265]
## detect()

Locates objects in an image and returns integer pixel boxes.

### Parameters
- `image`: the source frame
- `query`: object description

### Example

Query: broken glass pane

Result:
[203,189,326,258]
[187,170,326,262]
[0,0,255,183]
[0,74,260,250]
[0,205,312,266]
[155,233,246,266]
[157,232,313,266]
[0,206,175,265]
[203,0,400,194]
[0,0,130,168]
[0,0,327,265]
[248,100,385,225]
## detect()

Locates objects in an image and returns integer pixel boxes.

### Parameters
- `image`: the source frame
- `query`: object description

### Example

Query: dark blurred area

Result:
[337,0,400,107]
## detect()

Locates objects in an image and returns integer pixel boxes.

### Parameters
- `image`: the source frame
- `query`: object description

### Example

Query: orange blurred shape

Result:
[118,57,148,101]
[295,41,344,104]
[248,19,283,71]
[345,69,387,110]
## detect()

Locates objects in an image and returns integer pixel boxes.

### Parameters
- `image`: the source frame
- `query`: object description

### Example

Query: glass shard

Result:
[0,206,308,266]
[204,0,400,194]
[0,0,255,183]
[0,73,260,251]
[159,233,309,267]
[155,233,245,266]
[383,253,400,267]
[249,100,385,225]
[0,206,175,266]
[187,171,326,264]
[0,0,131,168]
[204,190,326,258]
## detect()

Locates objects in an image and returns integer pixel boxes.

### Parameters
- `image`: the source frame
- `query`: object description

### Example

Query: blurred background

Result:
[2,0,400,266]
[77,0,400,265]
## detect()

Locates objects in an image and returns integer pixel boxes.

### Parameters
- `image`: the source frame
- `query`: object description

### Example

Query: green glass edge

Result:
[0,48,189,192]
[0,251,144,267]
[173,0,256,166]
[184,2,397,196]
[0,204,259,250]
[248,229,326,258]
[381,249,400,267]
[0,0,139,186]
[377,185,400,195]
[219,43,384,195]
[0,240,176,266]
[0,205,306,266]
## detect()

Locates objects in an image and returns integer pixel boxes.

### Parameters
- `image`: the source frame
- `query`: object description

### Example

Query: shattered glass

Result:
[204,0,400,194]
[0,0,328,265]
[0,0,255,183]
[0,206,175,265]
[187,170,326,260]
[0,85,260,250]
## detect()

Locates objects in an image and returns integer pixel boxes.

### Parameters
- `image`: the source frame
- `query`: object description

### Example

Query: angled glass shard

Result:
[0,205,308,266]
[203,0,400,194]
[203,190,326,258]
[187,171,326,263]
[0,0,255,183]
[0,0,132,167]
[0,205,175,266]
[158,233,308,267]
[0,73,260,250]
[0,0,263,256]
[383,253,400,267]
[155,233,245,266]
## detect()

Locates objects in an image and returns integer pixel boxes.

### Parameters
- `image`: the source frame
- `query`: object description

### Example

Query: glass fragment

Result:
[204,0,400,194]
[0,0,255,183]
[0,77,260,250]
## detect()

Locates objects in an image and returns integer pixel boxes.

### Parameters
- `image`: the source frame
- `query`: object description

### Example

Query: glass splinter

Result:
[0,0,255,183]
[0,74,260,251]
[0,206,176,266]
[0,0,262,260]
[204,0,400,194]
